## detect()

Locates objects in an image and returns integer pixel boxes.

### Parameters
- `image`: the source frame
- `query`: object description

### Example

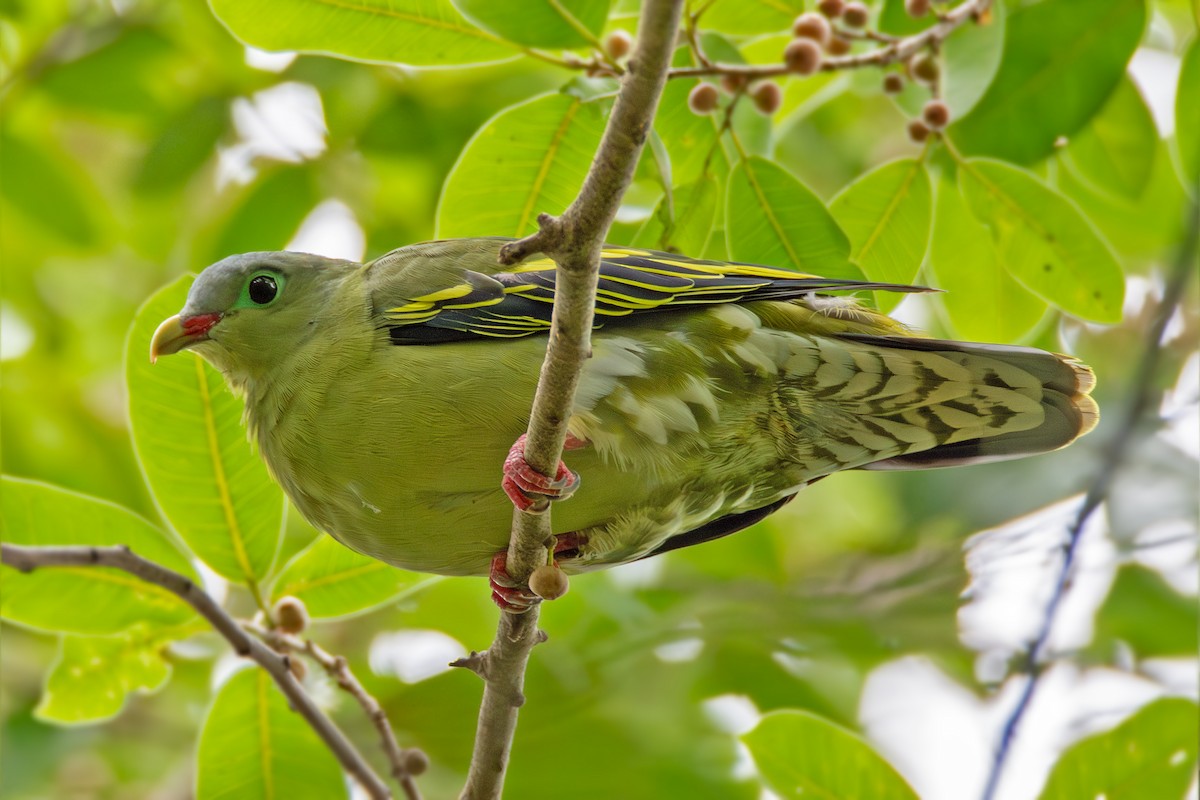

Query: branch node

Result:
[449,651,489,680]
[497,214,566,265]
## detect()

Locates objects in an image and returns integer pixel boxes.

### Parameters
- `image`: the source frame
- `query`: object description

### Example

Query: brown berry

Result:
[842,2,869,27]
[287,656,307,682]
[529,564,569,600]
[818,0,845,18]
[274,596,309,635]
[604,30,632,60]
[792,12,832,47]
[784,38,823,75]
[905,0,931,17]
[882,73,905,94]
[907,119,931,142]
[688,83,720,114]
[922,99,950,129]
[720,73,748,94]
[403,749,430,776]
[910,53,939,84]
[751,81,783,114]
[827,36,851,55]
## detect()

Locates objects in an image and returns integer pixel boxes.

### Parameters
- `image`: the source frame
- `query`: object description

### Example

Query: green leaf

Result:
[1062,76,1157,201]
[0,131,98,247]
[436,93,607,237]
[1038,698,1199,800]
[950,0,1145,164]
[632,175,721,256]
[38,28,179,120]
[127,277,284,585]
[957,158,1124,322]
[726,157,862,279]
[1093,565,1199,657]
[196,668,345,800]
[271,535,438,619]
[744,710,920,800]
[882,5,1007,123]
[699,0,805,35]
[653,74,729,187]
[829,158,932,311]
[134,96,230,195]
[36,628,174,725]
[1177,36,1200,189]
[0,477,197,635]
[1055,140,1187,261]
[453,0,611,48]
[941,0,1007,120]
[209,0,515,67]
[926,175,1046,342]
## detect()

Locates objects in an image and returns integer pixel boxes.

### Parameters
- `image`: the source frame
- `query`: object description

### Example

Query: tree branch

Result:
[0,543,394,800]
[246,623,425,800]
[458,2,685,798]
[979,197,1200,800]
[671,0,991,79]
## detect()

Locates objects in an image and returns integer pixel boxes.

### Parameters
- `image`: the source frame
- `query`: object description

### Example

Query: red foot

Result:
[501,433,585,513]
[489,533,587,612]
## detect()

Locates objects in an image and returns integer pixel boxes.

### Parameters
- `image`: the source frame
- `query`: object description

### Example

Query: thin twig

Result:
[458,2,685,799]
[979,199,1200,800]
[246,623,423,800]
[669,0,992,79]
[0,543,393,800]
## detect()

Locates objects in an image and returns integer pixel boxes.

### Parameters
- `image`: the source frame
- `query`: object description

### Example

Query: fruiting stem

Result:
[0,543,394,800]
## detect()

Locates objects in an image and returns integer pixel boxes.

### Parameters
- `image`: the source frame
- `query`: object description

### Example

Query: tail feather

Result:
[842,335,1098,471]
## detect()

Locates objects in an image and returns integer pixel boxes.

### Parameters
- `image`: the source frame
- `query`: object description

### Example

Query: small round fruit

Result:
[720,73,747,94]
[274,596,309,635]
[907,119,931,142]
[922,99,950,129]
[688,83,720,114]
[910,53,939,84]
[882,73,905,94]
[842,2,869,27]
[752,81,783,114]
[403,749,430,777]
[905,0,931,17]
[784,38,822,75]
[792,12,832,46]
[605,30,632,60]
[529,564,569,600]
[827,36,851,55]
[818,0,845,18]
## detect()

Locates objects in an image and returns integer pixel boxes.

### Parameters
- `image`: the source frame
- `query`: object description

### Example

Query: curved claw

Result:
[502,434,584,513]
[488,533,587,612]
[489,552,540,612]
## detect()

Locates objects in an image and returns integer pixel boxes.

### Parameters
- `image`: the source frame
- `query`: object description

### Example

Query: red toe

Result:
[501,434,581,512]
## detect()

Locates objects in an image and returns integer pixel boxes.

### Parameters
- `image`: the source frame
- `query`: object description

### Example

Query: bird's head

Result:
[150,251,357,382]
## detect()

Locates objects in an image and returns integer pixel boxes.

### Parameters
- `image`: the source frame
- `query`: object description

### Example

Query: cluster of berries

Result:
[687,73,781,116]
[785,0,869,76]
[685,0,955,141]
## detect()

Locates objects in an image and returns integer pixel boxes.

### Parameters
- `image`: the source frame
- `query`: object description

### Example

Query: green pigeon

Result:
[150,238,1097,609]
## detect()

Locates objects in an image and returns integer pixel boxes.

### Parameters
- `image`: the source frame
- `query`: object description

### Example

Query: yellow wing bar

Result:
[385,245,925,344]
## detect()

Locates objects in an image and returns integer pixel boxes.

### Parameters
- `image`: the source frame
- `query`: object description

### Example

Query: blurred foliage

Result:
[1,0,1197,798]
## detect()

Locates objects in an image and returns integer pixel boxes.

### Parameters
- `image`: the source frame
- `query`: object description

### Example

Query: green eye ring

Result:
[234,271,285,309]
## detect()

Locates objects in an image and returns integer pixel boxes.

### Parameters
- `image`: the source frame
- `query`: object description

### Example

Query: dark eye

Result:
[248,275,278,305]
